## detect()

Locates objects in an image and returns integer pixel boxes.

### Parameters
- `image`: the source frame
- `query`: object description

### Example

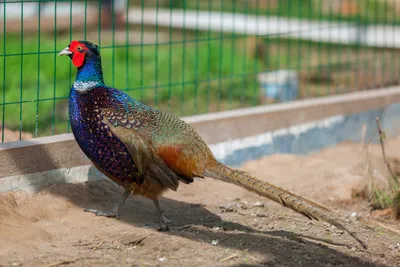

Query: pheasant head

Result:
[59,40,100,67]
[59,40,104,91]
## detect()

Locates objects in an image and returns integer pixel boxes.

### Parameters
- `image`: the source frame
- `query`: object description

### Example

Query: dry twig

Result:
[376,117,398,185]
[219,253,239,262]
[91,240,105,251]
[123,235,148,246]
[46,259,79,267]
[175,224,193,231]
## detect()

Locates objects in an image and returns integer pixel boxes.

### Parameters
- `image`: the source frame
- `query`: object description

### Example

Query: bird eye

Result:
[77,46,83,51]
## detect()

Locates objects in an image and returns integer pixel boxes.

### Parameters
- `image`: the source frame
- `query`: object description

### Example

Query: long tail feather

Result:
[205,161,367,249]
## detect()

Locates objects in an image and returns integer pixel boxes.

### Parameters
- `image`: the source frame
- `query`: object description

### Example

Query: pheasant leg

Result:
[153,200,170,232]
[84,188,131,219]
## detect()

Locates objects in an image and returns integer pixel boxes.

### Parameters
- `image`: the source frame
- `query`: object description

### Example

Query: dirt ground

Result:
[2,137,400,267]
[0,128,33,143]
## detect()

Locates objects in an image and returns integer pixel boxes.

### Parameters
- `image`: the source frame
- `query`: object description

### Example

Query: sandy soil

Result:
[1,138,400,267]
[0,128,33,143]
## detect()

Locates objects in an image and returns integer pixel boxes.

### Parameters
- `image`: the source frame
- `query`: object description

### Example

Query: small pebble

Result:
[239,201,248,209]
[219,203,236,212]
[391,243,400,250]
[252,201,265,208]
[237,204,247,209]
[159,257,166,262]
[212,226,222,232]
[212,240,219,246]
[351,212,357,218]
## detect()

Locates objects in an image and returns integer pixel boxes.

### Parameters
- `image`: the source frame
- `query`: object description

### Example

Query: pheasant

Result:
[59,40,366,248]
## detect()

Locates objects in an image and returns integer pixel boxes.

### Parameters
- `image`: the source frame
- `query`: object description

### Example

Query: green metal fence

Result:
[1,0,400,143]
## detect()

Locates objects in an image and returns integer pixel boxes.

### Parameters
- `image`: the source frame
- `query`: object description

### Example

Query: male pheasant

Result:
[59,40,366,248]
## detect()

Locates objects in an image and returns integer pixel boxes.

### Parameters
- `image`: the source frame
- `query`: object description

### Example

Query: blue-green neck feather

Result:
[74,54,105,91]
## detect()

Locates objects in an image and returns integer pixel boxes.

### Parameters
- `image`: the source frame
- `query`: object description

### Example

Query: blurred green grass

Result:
[1,30,393,139]
[14,0,396,25]
[0,33,263,137]
[137,0,399,26]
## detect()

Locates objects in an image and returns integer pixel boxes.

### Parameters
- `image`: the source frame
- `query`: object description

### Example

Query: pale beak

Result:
[58,46,72,56]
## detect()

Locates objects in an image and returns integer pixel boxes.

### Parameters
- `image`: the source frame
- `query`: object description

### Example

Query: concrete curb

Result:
[1,87,400,191]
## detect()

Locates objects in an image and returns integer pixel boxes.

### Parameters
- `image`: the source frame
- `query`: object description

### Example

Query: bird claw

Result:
[162,215,172,224]
[84,208,120,219]
[157,214,171,231]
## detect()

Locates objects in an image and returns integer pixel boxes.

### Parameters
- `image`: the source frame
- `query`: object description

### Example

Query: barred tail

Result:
[205,161,367,249]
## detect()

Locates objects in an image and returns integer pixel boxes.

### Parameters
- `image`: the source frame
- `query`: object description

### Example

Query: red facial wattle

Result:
[69,40,87,67]
[72,51,86,67]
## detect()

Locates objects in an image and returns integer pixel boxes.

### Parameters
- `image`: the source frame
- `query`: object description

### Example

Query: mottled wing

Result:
[101,105,180,191]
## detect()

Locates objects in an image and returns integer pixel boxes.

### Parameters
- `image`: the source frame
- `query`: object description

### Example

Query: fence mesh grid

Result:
[1,0,400,142]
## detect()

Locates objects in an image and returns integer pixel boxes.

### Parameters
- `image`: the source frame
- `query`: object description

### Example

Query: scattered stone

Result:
[159,257,166,262]
[212,240,219,246]
[251,201,265,208]
[212,226,222,232]
[334,229,344,235]
[390,243,400,251]
[219,203,236,212]
[238,201,248,209]
[351,212,357,218]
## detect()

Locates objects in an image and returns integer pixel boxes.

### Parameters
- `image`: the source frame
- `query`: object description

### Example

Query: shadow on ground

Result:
[39,172,388,267]
[2,141,392,266]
